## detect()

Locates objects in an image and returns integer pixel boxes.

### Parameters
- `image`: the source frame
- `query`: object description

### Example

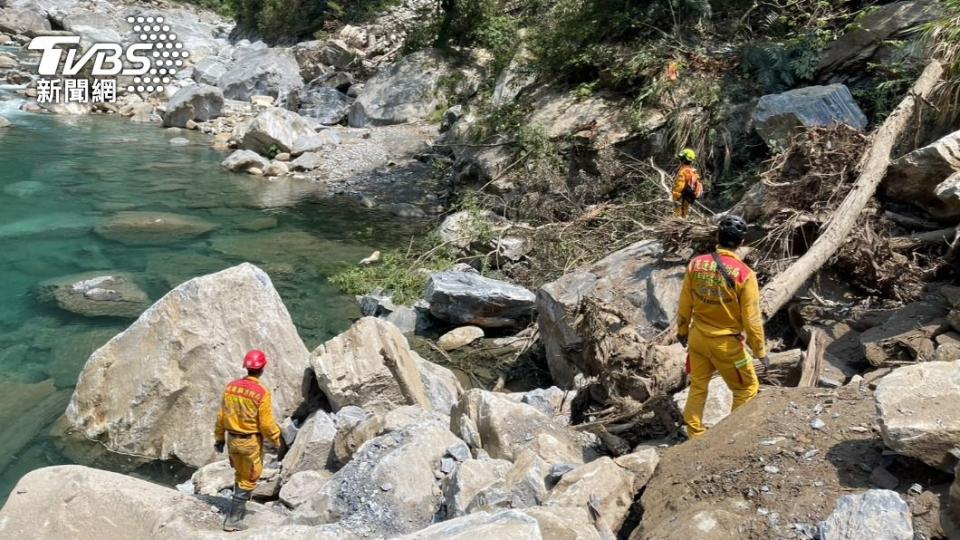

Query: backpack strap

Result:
[710,251,736,291]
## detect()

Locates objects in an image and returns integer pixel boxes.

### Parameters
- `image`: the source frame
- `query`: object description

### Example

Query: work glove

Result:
[214,441,225,454]
[678,335,688,348]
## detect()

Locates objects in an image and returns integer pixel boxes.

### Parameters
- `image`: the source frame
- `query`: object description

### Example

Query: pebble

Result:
[764,465,780,474]
[813,404,824,415]
[379,483,393,491]
[440,457,456,474]
[810,418,826,430]
[760,437,785,446]
[446,442,471,462]
[803,449,819,459]
[908,483,923,495]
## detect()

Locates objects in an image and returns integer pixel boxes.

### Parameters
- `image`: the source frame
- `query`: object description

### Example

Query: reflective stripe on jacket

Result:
[676,248,767,358]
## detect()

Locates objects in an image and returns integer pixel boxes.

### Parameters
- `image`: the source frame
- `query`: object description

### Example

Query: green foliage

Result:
[428,0,519,73]
[853,41,922,122]
[739,37,822,93]
[328,248,455,305]
[181,0,233,16]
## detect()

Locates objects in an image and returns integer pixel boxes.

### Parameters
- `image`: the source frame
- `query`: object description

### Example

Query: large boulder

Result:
[874,361,960,472]
[219,48,304,104]
[425,272,536,329]
[310,317,431,413]
[753,84,868,147]
[526,86,634,147]
[239,108,317,155]
[292,417,463,536]
[94,211,217,246]
[298,86,352,125]
[451,389,584,466]
[281,410,337,480]
[193,56,229,86]
[279,470,330,509]
[819,489,914,540]
[537,239,684,387]
[162,84,224,128]
[37,272,150,319]
[883,129,960,218]
[349,49,483,127]
[441,457,513,517]
[222,149,270,172]
[414,354,463,415]
[395,510,542,539]
[545,457,638,534]
[292,39,360,80]
[0,465,225,538]
[819,1,939,77]
[64,264,311,468]
[524,506,602,540]
[0,5,51,36]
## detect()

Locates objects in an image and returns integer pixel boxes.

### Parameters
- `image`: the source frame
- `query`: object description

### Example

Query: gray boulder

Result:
[299,87,352,125]
[332,406,385,466]
[192,56,228,86]
[190,458,280,498]
[240,108,317,155]
[451,389,584,466]
[883,129,960,218]
[414,354,463,416]
[754,84,868,147]
[220,48,304,104]
[292,417,463,536]
[425,272,536,329]
[311,317,431,413]
[819,1,939,77]
[442,457,513,517]
[222,149,270,172]
[349,49,483,127]
[545,456,638,534]
[819,489,913,540]
[279,470,330,509]
[37,272,150,319]
[162,84,224,128]
[0,465,233,538]
[65,264,311,468]
[292,39,359,80]
[396,510,542,539]
[537,239,683,387]
[281,410,337,480]
[874,361,960,471]
[0,5,51,36]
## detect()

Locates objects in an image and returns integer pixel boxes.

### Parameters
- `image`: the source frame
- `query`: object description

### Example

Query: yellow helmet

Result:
[678,148,697,162]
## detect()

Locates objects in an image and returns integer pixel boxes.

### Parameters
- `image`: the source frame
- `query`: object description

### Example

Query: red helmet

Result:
[243,349,267,370]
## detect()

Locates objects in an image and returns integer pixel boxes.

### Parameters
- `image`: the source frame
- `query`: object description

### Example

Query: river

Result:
[0,95,422,501]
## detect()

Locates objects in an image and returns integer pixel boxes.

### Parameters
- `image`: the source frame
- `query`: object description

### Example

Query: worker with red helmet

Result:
[214,349,285,531]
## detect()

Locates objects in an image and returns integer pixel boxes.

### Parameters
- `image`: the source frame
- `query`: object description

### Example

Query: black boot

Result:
[222,487,251,532]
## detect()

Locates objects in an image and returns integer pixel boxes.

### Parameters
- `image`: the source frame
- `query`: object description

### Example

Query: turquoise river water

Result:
[0,99,421,500]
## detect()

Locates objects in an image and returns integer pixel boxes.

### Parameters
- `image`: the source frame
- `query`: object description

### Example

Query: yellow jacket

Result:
[677,248,767,358]
[672,164,702,202]
[214,375,282,448]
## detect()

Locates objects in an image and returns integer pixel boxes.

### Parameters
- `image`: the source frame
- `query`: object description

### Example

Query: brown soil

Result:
[636,386,952,539]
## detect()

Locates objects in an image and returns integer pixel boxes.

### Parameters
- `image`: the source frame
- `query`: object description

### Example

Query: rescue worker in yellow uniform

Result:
[676,215,768,438]
[672,148,703,218]
[214,349,285,532]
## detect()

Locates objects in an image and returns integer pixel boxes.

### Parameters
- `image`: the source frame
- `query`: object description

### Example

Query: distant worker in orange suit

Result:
[215,349,286,532]
[676,215,768,438]
[672,148,703,218]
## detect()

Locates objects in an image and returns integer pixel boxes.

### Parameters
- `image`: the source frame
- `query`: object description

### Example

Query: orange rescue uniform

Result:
[676,248,766,437]
[672,164,702,218]
[214,376,282,491]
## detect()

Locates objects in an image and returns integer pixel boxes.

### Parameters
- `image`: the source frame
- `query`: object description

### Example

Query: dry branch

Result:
[759,60,944,319]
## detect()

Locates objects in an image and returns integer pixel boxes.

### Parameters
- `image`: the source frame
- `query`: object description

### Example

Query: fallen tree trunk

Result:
[890,225,960,250]
[759,60,944,319]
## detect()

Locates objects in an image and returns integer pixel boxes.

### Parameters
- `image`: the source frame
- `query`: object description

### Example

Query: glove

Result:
[678,335,688,348]
[277,438,289,461]
[214,441,225,454]
[759,356,770,371]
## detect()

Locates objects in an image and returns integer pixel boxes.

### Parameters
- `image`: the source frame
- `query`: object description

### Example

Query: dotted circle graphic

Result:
[124,15,186,95]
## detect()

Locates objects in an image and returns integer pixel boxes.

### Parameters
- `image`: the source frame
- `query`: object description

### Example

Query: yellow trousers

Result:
[674,200,690,218]
[228,434,263,492]
[682,326,759,438]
